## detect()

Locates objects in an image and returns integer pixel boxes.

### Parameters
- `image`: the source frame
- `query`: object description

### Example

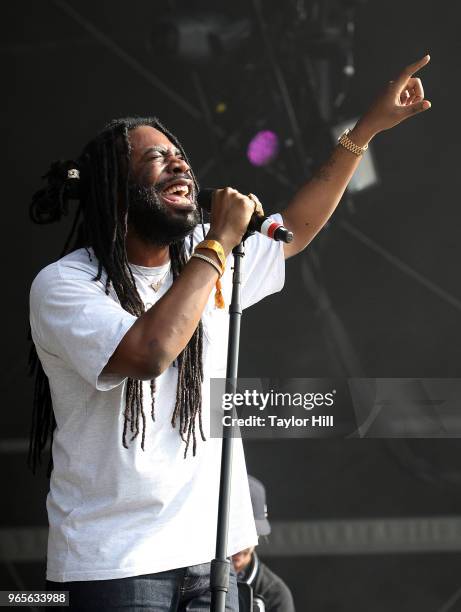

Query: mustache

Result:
[151,173,195,194]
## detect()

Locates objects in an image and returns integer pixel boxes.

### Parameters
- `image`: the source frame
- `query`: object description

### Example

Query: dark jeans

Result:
[45,562,238,611]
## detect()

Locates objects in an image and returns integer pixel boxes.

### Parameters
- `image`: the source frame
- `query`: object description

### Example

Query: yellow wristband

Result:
[195,239,226,271]
[190,253,225,309]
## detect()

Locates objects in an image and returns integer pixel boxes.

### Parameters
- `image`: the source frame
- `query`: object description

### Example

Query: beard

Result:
[127,178,200,247]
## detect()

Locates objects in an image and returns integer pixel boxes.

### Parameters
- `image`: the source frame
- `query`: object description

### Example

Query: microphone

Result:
[197,188,293,244]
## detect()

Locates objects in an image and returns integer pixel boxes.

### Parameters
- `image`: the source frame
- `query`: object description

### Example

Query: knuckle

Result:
[233,193,247,205]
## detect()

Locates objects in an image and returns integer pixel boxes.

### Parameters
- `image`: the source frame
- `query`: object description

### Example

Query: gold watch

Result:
[338,128,368,157]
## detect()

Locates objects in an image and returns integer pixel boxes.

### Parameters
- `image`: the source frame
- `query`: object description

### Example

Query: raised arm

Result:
[282,55,432,259]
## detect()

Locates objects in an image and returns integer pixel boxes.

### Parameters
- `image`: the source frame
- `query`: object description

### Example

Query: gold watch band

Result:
[338,128,368,157]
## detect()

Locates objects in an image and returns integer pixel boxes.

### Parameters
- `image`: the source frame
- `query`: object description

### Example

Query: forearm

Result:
[132,251,227,377]
[281,121,375,257]
[104,250,223,380]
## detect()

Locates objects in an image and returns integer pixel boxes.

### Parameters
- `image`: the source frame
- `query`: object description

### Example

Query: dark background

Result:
[3,1,461,610]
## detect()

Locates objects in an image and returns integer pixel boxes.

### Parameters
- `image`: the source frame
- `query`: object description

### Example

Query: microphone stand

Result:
[209,223,293,611]
[210,238,246,612]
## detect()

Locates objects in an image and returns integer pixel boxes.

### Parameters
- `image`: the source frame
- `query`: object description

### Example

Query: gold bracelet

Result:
[195,239,226,271]
[338,128,368,157]
[191,252,223,277]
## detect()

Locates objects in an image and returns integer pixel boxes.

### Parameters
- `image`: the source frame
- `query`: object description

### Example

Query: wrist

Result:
[351,120,378,147]
[204,230,233,256]
[194,247,221,269]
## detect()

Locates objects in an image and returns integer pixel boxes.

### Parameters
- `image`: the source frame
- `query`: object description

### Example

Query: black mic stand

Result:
[210,237,246,612]
[210,223,293,611]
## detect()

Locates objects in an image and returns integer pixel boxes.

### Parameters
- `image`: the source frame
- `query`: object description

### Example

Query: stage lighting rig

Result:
[148,11,251,65]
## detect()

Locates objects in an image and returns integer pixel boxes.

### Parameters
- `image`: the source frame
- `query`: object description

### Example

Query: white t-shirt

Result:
[29,215,285,582]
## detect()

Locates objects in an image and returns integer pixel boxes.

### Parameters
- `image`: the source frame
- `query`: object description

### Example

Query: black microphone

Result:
[197,188,293,244]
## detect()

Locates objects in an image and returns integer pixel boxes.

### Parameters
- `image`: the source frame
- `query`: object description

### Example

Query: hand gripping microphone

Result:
[197,188,293,243]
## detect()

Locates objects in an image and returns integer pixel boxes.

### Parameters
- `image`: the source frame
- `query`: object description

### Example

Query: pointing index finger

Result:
[395,54,430,88]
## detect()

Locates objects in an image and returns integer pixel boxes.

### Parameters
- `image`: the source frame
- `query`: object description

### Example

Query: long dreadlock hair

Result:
[28,117,207,477]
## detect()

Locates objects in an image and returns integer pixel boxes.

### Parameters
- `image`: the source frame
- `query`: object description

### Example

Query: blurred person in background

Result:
[234,476,295,612]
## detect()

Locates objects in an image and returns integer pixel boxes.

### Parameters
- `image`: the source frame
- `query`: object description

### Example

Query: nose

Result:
[169,155,190,174]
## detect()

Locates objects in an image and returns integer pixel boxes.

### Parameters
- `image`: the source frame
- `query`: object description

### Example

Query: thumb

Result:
[406,99,432,117]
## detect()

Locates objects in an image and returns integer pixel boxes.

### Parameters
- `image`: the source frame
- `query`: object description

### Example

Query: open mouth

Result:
[160,180,194,209]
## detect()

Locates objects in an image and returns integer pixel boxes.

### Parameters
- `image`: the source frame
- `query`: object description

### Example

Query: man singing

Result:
[28,56,431,611]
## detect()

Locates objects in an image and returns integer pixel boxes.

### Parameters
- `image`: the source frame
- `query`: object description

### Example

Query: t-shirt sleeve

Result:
[29,264,138,391]
[241,212,286,309]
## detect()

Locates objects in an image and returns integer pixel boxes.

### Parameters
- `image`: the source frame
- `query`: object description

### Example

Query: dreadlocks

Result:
[28,117,206,477]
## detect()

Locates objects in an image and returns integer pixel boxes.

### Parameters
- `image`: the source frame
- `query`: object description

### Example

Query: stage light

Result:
[215,102,227,114]
[246,130,280,167]
[148,13,250,64]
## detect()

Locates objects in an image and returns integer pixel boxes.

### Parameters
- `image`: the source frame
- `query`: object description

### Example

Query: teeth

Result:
[163,183,189,196]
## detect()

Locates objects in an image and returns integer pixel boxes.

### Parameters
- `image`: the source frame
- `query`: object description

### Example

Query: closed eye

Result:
[149,152,184,163]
